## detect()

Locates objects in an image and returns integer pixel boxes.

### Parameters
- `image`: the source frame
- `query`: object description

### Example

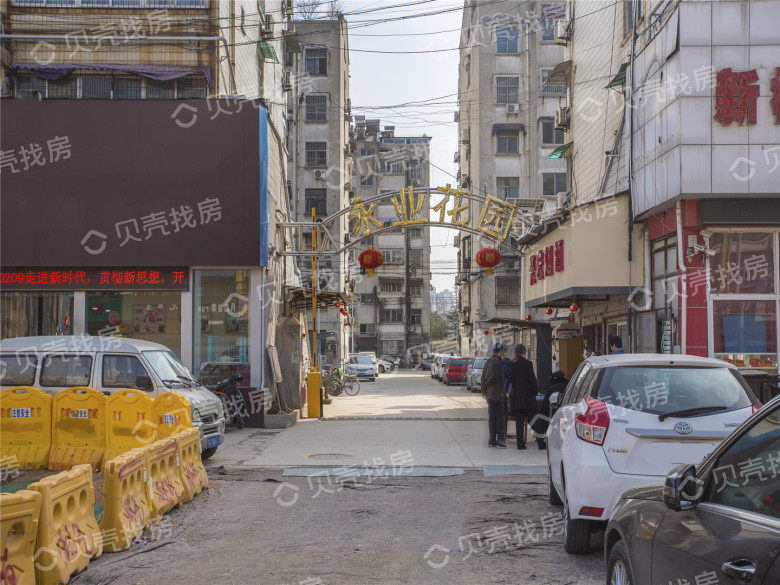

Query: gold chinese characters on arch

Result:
[348,185,517,240]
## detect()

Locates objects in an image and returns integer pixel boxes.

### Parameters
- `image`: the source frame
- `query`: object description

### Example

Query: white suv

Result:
[546,354,759,554]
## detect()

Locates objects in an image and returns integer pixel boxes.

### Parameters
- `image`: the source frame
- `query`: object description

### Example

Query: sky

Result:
[335,0,464,294]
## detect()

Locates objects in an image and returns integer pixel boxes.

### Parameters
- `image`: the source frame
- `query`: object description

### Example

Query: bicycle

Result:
[324,365,360,396]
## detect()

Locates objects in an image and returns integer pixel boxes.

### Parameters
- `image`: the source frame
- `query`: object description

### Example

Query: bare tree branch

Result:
[295,0,322,20]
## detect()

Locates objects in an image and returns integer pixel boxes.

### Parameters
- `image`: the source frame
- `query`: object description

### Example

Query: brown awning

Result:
[545,60,572,85]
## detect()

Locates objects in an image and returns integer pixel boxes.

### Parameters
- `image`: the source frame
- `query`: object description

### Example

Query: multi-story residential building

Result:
[285,16,352,369]
[350,118,432,365]
[430,288,455,315]
[454,0,566,379]
[0,1,307,407]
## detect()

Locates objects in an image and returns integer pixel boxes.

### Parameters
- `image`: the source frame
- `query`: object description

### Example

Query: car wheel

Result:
[379,365,385,373]
[547,464,562,506]
[563,489,591,554]
[201,446,218,460]
[607,541,634,585]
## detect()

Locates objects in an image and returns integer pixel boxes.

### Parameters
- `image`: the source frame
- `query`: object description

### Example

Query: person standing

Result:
[609,335,625,354]
[481,343,507,448]
[508,344,544,450]
[536,370,568,437]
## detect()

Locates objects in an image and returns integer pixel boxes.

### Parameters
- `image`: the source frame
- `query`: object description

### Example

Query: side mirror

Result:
[663,464,701,511]
[550,392,561,407]
[233,374,244,382]
[135,375,153,390]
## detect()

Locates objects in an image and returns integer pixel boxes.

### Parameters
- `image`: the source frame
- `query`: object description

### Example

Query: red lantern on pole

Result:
[475,247,501,276]
[570,302,579,324]
[359,248,384,277]
[525,314,532,322]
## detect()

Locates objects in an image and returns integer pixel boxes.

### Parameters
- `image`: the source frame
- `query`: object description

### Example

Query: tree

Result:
[431,312,448,340]
[296,0,344,20]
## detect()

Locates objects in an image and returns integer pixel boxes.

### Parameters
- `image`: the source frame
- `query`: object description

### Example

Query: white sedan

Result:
[347,354,376,381]
[546,354,760,554]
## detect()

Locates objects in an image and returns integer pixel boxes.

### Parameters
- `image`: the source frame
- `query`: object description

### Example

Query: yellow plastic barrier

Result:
[49,387,106,471]
[173,428,208,504]
[105,389,155,463]
[0,386,53,471]
[144,438,183,523]
[99,448,150,553]
[28,464,102,585]
[0,490,42,585]
[151,392,192,440]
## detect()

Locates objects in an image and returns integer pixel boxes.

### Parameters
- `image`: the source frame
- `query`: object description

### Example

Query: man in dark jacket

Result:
[536,370,568,437]
[481,343,507,448]
[509,344,544,450]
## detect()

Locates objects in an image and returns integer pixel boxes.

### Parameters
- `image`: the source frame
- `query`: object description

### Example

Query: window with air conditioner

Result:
[305,142,327,167]
[497,177,520,200]
[305,48,327,75]
[496,131,520,154]
[305,94,327,122]
[496,276,520,305]
[496,28,519,53]
[541,119,566,146]
[542,173,567,196]
[304,189,327,216]
[496,76,519,104]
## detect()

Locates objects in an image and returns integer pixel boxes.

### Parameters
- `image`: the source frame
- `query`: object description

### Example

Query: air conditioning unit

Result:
[282,70,292,92]
[454,111,460,122]
[556,191,571,210]
[505,103,520,115]
[453,235,460,247]
[460,128,470,143]
[555,106,570,131]
[411,180,420,187]
[314,169,327,179]
[555,19,570,45]
[453,152,460,163]
[327,342,337,351]
[262,14,274,38]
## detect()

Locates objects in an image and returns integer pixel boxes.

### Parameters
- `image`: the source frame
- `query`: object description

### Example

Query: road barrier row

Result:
[0,387,193,473]
[0,429,210,582]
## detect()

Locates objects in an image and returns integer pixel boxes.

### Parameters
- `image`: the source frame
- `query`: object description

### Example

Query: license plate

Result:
[207,436,221,448]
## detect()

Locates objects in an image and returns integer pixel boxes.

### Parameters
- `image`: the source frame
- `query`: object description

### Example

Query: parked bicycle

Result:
[323,365,361,396]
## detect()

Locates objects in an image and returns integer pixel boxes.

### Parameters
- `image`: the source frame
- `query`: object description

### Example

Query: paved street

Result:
[79,371,605,585]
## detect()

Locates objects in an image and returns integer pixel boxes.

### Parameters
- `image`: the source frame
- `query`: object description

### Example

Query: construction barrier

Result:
[0,490,42,585]
[105,389,155,463]
[0,386,53,470]
[49,388,106,471]
[151,392,192,440]
[100,448,150,553]
[144,438,183,523]
[173,428,208,504]
[28,464,102,585]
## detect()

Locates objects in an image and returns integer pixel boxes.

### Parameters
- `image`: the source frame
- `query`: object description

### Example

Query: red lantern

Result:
[340,308,347,316]
[359,247,384,277]
[570,302,579,313]
[525,314,532,322]
[475,247,501,276]
[301,332,306,338]
[483,330,489,336]
[334,301,340,308]
[545,307,553,316]
[491,328,496,334]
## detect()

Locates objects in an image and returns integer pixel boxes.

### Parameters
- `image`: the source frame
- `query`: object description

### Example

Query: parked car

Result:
[466,357,488,393]
[359,351,381,376]
[347,353,375,381]
[380,355,400,371]
[444,357,473,386]
[604,395,779,585]
[431,355,443,379]
[376,357,394,373]
[0,336,226,458]
[547,354,759,554]
[439,356,455,383]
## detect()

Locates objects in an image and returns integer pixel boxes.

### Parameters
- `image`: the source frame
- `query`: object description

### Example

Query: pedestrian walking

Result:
[609,335,625,354]
[508,344,545,450]
[481,343,507,448]
[535,370,568,437]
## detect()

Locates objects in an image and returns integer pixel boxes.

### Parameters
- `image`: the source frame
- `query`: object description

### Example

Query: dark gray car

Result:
[604,397,780,585]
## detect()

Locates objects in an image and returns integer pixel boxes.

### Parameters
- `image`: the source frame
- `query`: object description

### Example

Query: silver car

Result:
[466,357,488,392]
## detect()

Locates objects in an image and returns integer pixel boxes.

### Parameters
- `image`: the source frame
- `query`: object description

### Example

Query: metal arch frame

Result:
[279,187,535,257]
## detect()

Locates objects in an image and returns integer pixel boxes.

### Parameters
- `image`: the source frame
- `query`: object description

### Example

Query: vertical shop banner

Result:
[0,100,270,267]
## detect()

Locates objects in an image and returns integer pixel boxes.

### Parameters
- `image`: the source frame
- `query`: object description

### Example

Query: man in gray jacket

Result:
[481,343,507,448]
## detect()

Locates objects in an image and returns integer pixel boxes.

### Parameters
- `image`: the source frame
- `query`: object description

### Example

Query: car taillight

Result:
[578,507,604,518]
[575,396,610,446]
[752,401,763,414]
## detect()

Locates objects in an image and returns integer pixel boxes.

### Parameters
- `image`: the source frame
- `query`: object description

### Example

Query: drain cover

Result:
[307,453,353,460]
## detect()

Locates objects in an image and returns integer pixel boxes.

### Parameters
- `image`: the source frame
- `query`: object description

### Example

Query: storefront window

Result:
[1,292,73,339]
[86,291,182,356]
[709,232,775,295]
[713,300,778,370]
[193,270,250,386]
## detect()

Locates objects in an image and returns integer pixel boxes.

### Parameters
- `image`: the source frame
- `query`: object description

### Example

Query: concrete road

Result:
[211,370,548,469]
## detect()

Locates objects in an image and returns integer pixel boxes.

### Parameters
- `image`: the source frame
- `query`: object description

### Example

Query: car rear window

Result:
[0,353,38,386]
[451,359,469,366]
[40,355,92,387]
[595,366,752,415]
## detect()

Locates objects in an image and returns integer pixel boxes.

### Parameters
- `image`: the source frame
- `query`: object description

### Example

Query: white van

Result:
[0,336,225,458]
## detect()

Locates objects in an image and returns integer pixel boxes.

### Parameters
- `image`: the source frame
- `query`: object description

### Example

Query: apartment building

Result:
[285,17,352,368]
[454,0,566,377]
[350,119,432,366]
[0,1,307,406]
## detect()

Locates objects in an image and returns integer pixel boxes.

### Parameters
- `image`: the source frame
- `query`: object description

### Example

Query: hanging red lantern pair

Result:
[475,247,501,276]
[359,247,384,277]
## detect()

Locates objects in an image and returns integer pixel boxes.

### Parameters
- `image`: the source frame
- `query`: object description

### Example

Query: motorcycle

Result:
[211,373,247,430]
